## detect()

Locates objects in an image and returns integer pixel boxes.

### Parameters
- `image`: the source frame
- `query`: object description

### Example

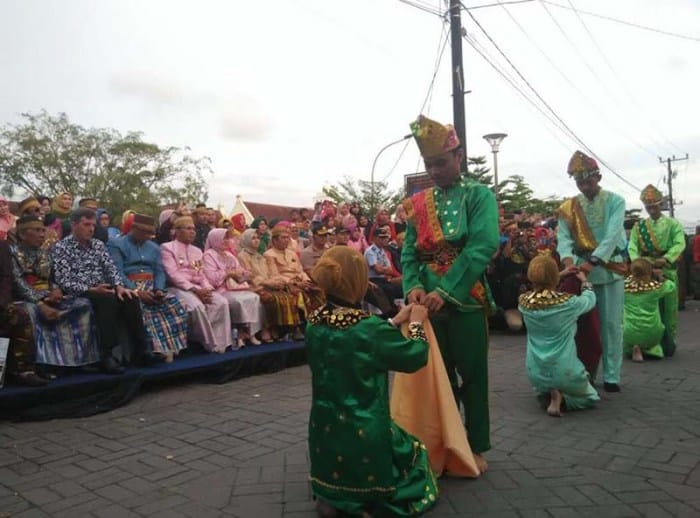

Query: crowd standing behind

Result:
[0,180,696,388]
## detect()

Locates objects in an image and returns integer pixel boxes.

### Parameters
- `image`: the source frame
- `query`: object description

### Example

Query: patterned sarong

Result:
[133,278,188,355]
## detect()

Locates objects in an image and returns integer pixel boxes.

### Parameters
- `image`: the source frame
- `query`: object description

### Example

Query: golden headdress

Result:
[640,184,663,206]
[410,114,460,159]
[567,150,599,180]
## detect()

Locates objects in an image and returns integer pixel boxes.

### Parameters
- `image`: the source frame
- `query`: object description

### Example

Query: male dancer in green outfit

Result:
[401,115,499,472]
[628,185,686,356]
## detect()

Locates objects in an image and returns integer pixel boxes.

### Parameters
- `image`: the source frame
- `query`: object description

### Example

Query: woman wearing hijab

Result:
[250,216,270,254]
[237,229,304,341]
[203,228,266,347]
[96,209,120,239]
[306,246,437,517]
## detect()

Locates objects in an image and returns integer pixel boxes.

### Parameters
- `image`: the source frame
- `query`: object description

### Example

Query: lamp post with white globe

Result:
[482,133,508,200]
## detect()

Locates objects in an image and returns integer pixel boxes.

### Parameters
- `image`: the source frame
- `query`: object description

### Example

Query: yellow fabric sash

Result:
[556,197,597,253]
[390,320,480,478]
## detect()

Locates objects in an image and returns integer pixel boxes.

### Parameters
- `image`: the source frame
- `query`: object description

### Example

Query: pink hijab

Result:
[0,196,16,238]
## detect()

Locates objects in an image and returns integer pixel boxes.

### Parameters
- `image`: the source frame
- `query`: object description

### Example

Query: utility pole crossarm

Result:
[658,154,689,218]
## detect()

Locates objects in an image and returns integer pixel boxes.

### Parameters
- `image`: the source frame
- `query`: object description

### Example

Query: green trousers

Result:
[660,267,679,357]
[430,307,490,454]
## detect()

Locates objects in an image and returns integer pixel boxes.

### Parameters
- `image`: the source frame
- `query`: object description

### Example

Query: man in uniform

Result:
[627,185,685,357]
[401,115,499,471]
[556,151,627,392]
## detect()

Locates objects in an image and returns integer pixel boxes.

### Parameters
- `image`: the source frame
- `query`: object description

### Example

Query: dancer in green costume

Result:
[306,246,437,517]
[401,115,499,472]
[628,185,685,357]
[519,255,600,416]
[623,259,676,361]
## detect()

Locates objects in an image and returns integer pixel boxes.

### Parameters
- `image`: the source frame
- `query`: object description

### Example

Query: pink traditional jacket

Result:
[202,249,251,293]
[160,240,213,291]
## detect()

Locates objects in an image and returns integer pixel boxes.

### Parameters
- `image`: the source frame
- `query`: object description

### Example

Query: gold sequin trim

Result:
[309,476,395,493]
[624,277,662,294]
[308,305,371,329]
[518,289,573,310]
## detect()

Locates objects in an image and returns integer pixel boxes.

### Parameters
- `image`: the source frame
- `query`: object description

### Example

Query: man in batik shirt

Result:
[51,208,144,373]
[628,184,685,357]
[109,214,188,364]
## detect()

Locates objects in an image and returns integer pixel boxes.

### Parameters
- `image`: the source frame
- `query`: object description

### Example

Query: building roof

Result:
[241,200,313,224]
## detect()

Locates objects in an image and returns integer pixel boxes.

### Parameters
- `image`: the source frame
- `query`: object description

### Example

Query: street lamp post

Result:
[370,134,412,217]
[482,133,507,199]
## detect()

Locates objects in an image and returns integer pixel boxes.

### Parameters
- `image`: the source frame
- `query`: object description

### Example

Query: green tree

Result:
[0,111,212,218]
[322,176,404,218]
[465,155,493,186]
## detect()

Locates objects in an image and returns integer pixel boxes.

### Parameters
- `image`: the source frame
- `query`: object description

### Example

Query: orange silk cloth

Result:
[390,320,480,478]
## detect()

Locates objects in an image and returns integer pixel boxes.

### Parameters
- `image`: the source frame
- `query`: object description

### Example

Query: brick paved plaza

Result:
[2,302,700,517]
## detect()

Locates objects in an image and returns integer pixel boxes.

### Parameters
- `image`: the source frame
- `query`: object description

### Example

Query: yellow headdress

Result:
[567,150,599,180]
[409,114,460,159]
[640,184,663,206]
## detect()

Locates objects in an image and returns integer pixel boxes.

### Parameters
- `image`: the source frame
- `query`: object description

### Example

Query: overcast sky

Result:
[1,0,699,224]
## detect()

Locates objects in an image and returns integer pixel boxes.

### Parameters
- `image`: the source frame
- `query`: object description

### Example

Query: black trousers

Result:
[85,292,146,362]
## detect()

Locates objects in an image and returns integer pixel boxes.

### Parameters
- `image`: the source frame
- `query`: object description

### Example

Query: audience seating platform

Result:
[0,340,307,422]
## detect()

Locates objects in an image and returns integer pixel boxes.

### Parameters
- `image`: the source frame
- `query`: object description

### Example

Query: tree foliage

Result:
[321,176,404,217]
[0,111,212,217]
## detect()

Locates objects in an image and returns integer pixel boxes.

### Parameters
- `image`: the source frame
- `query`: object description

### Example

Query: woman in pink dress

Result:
[0,196,16,241]
[203,228,266,348]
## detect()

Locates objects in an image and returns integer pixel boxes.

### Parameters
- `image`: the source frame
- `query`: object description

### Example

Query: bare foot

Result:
[474,453,488,473]
[631,345,644,363]
[547,389,563,417]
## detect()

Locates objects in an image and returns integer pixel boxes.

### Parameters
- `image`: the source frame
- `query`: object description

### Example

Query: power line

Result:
[381,16,450,183]
[460,3,641,191]
[398,0,445,17]
[563,0,684,155]
[542,0,700,43]
[464,0,535,9]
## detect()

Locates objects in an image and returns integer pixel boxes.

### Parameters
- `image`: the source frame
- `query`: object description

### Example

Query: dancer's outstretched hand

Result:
[392,303,414,325]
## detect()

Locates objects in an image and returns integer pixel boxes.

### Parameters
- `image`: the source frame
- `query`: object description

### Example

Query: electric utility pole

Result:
[449,0,468,173]
[659,154,688,218]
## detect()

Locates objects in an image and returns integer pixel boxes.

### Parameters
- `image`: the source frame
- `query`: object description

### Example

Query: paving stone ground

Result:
[2,301,700,517]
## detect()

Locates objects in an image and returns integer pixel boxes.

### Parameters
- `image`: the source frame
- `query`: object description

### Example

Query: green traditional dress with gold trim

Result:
[628,214,686,356]
[623,278,675,358]
[519,289,600,410]
[306,304,437,516]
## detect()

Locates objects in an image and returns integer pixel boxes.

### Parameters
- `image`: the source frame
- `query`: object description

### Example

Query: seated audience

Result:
[203,228,266,347]
[97,209,120,239]
[161,216,232,353]
[1,239,47,386]
[108,214,189,363]
[51,208,142,373]
[0,196,16,241]
[264,223,325,338]
[238,229,305,341]
[300,222,329,277]
[364,227,403,303]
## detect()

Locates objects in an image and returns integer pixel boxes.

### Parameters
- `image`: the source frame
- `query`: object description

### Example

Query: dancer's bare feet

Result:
[547,389,563,417]
[631,345,644,363]
[474,453,488,473]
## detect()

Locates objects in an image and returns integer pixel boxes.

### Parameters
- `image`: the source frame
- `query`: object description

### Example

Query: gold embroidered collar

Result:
[519,289,573,310]
[624,278,662,293]
[309,305,371,329]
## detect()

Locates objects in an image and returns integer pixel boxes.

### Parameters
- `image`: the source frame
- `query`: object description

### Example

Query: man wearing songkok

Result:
[161,216,232,353]
[627,184,685,357]
[1,239,47,386]
[401,115,499,471]
[11,215,99,373]
[519,255,600,417]
[109,214,188,363]
[556,150,627,392]
[264,222,324,339]
[300,222,329,277]
[365,228,403,304]
[306,246,437,517]
[51,208,144,373]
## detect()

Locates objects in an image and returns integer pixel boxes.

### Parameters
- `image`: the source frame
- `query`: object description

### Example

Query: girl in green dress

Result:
[307,246,438,517]
[623,259,675,361]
